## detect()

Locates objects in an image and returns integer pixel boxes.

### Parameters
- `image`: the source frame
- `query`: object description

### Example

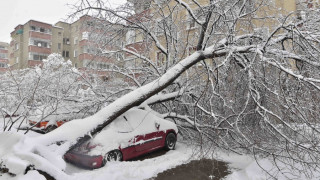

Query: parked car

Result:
[64,108,178,169]
[29,119,67,133]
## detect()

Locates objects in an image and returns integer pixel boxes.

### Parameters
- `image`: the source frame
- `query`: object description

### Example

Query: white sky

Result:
[0,0,126,43]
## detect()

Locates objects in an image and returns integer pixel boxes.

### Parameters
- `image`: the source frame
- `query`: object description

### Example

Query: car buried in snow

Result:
[29,119,68,133]
[64,108,178,169]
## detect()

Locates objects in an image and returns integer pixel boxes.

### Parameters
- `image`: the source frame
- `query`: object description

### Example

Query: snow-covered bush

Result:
[0,53,127,132]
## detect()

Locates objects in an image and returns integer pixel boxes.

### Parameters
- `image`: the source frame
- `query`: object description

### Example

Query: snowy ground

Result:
[2,123,320,180]
[64,143,193,180]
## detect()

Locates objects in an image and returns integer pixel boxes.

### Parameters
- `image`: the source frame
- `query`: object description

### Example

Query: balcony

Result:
[125,41,147,56]
[79,53,113,63]
[0,67,8,73]
[28,60,43,67]
[29,31,51,40]
[0,53,8,61]
[28,46,51,54]
[0,62,8,73]
[0,59,9,63]
[0,49,8,54]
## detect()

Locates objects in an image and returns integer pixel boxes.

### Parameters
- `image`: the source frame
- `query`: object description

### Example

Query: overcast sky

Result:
[0,0,126,43]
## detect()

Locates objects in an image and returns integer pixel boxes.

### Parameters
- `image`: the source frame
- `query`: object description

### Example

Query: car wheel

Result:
[104,150,123,164]
[45,125,57,133]
[165,132,176,150]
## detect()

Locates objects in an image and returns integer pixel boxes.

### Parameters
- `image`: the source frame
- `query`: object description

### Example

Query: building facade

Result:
[0,42,9,73]
[9,20,61,69]
[124,0,318,66]
[8,15,116,79]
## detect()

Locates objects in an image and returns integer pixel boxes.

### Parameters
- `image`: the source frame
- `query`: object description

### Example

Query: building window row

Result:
[30,25,51,34]
[0,45,7,50]
[0,62,7,68]
[84,60,110,70]
[29,38,51,48]
[82,46,102,54]
[0,53,7,59]
[29,52,48,61]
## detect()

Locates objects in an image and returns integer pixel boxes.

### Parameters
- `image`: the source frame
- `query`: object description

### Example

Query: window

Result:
[0,46,5,50]
[87,21,94,26]
[74,50,78,57]
[82,46,88,53]
[96,62,110,70]
[102,76,109,82]
[58,32,62,35]
[63,51,69,58]
[31,39,49,48]
[58,43,61,50]
[74,37,78,44]
[29,26,50,33]
[116,52,124,60]
[126,30,135,45]
[0,63,7,68]
[0,53,7,59]
[82,32,89,40]
[15,43,19,50]
[63,38,70,45]
[157,52,165,64]
[29,53,48,61]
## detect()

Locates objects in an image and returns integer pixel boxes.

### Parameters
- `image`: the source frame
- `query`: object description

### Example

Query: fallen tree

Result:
[1,0,320,179]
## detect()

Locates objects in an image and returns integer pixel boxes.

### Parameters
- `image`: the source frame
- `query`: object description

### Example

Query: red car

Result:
[64,108,178,169]
[29,119,67,133]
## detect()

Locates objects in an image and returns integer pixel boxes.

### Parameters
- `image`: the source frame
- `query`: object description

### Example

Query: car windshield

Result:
[112,116,134,133]
[112,110,148,133]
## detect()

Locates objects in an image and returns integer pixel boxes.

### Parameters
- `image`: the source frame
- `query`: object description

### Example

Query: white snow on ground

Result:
[65,142,192,180]
[2,128,320,180]
[214,151,320,180]
[18,170,46,180]
[2,121,320,180]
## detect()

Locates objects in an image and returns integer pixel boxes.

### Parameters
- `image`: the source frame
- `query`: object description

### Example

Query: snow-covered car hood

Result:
[86,108,178,156]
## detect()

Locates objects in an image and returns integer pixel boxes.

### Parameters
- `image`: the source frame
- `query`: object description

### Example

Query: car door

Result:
[134,119,164,152]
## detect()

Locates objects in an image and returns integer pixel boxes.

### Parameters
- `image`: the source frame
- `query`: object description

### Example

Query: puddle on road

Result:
[150,158,229,180]
[129,149,230,180]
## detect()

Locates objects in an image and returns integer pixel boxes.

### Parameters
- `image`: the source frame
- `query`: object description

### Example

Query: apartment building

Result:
[9,20,61,69]
[0,42,9,73]
[124,0,317,67]
[9,15,116,78]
